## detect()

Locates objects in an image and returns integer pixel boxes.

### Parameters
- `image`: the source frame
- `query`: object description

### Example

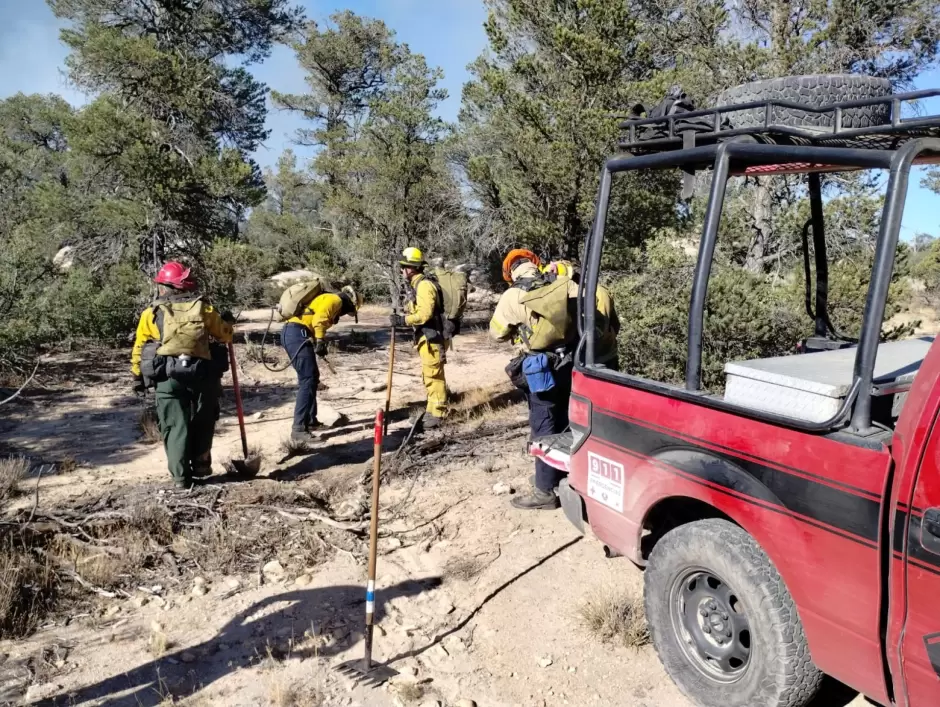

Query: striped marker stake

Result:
[336,409,397,686]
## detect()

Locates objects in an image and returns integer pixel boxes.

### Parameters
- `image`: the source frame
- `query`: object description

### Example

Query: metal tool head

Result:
[227,455,262,478]
[335,659,397,687]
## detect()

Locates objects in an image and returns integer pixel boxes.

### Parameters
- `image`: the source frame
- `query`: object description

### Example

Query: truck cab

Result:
[531,81,940,707]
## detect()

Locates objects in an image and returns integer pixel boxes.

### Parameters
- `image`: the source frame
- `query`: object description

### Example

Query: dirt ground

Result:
[0,306,869,707]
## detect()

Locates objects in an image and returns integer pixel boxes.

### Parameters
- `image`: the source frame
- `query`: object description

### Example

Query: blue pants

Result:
[282,323,319,432]
[529,363,573,492]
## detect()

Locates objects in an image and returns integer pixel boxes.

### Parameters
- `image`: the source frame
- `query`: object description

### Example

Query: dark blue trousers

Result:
[282,323,319,432]
[529,363,573,492]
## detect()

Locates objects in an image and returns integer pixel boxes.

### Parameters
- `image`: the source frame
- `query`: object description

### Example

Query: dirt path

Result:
[0,308,867,707]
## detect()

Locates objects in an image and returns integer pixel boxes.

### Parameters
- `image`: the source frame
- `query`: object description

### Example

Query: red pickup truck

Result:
[531,77,940,707]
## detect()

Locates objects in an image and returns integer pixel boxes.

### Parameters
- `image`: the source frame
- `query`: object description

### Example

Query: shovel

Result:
[336,409,397,687]
[227,343,262,478]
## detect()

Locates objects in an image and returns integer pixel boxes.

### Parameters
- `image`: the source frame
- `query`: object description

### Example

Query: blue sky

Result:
[1,0,938,236]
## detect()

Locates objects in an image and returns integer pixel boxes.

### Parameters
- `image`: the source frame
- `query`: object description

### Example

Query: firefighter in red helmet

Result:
[131,262,234,488]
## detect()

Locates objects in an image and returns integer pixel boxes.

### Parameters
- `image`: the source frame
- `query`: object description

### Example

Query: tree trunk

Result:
[745,178,773,273]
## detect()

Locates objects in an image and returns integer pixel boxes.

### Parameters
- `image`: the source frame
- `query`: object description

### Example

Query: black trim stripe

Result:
[593,437,879,550]
[894,510,940,576]
[592,411,883,545]
[597,406,882,501]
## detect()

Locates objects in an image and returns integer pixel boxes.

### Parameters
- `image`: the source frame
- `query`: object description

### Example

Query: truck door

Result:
[897,423,940,706]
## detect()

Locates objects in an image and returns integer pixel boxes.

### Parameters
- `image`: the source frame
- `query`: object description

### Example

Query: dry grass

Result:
[244,342,277,365]
[265,673,323,707]
[279,435,310,457]
[149,621,170,657]
[391,681,425,703]
[578,587,650,649]
[0,455,29,500]
[0,539,56,638]
[449,383,524,422]
[443,556,485,583]
[138,407,162,444]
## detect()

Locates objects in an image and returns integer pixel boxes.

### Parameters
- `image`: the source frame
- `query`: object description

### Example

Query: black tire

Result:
[644,519,823,707]
[716,74,892,131]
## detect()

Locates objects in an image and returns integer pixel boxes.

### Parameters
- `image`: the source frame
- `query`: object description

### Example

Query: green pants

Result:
[155,377,220,481]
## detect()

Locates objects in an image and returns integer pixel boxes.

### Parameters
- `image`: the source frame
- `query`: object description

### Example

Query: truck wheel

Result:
[716,74,892,131]
[644,519,822,707]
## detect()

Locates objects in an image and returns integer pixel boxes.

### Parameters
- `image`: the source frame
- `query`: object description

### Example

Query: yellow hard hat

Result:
[399,247,426,268]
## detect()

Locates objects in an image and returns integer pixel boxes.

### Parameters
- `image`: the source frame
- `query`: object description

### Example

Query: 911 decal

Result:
[587,452,624,512]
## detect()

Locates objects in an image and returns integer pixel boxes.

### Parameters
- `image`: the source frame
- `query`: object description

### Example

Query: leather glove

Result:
[390,313,406,328]
[314,339,328,358]
[132,375,146,396]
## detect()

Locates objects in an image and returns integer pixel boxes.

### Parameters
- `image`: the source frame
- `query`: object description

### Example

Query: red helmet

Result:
[154,261,196,290]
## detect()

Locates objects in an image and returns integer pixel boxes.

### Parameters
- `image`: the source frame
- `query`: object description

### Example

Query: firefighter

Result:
[131,262,234,489]
[543,260,621,370]
[283,285,363,443]
[491,252,578,510]
[390,247,448,429]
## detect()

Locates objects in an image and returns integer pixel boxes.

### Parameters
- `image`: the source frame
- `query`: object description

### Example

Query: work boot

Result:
[191,462,212,478]
[511,488,560,510]
[423,415,443,430]
[173,477,194,491]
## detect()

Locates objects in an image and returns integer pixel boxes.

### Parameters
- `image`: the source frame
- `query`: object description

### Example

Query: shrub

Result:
[202,239,277,311]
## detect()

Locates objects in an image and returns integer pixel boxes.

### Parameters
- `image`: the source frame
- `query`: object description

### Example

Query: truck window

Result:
[591,166,931,430]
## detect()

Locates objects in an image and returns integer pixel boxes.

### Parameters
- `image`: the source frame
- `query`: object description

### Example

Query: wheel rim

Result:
[669,567,752,683]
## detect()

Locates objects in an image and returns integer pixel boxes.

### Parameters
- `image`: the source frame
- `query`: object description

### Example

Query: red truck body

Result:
[559,358,940,705]
[529,85,940,706]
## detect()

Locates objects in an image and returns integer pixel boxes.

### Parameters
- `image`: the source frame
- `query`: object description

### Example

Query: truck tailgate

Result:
[528,430,573,472]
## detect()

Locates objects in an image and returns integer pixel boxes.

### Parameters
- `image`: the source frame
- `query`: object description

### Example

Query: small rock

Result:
[317,405,348,428]
[568,666,577,673]
[193,577,206,587]
[133,596,149,608]
[456,700,477,707]
[25,684,61,701]
[150,621,164,634]
[105,605,121,617]
[181,652,196,664]
[262,560,286,580]
[251,411,264,421]
[150,596,166,609]
[380,537,403,551]
[492,481,514,496]
[293,574,312,587]
[191,585,208,597]
[538,656,553,668]
[225,577,241,590]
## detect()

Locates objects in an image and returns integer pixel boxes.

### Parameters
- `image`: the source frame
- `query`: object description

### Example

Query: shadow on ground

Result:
[31,578,441,707]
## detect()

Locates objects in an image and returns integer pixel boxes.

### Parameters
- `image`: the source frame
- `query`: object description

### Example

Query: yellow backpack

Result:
[519,277,576,351]
[155,298,211,360]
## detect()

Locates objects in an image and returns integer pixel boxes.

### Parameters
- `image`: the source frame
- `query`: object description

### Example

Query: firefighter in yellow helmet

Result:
[131,262,234,489]
[282,284,363,444]
[391,248,448,429]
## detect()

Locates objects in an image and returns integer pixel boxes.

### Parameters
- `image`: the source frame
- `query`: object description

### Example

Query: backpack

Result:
[430,268,469,331]
[155,298,211,360]
[519,277,576,352]
[276,278,328,321]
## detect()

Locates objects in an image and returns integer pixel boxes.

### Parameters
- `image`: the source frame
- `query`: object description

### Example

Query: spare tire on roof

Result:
[716,74,893,131]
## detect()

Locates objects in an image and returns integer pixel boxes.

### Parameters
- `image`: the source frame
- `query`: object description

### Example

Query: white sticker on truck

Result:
[587,452,624,512]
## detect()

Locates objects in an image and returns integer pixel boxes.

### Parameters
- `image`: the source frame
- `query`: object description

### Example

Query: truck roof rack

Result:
[618,88,940,156]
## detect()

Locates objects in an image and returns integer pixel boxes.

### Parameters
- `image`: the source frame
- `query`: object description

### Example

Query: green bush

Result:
[202,239,277,311]
[45,263,149,345]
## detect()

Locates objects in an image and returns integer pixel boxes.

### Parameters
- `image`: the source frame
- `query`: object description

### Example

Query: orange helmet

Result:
[502,249,541,283]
